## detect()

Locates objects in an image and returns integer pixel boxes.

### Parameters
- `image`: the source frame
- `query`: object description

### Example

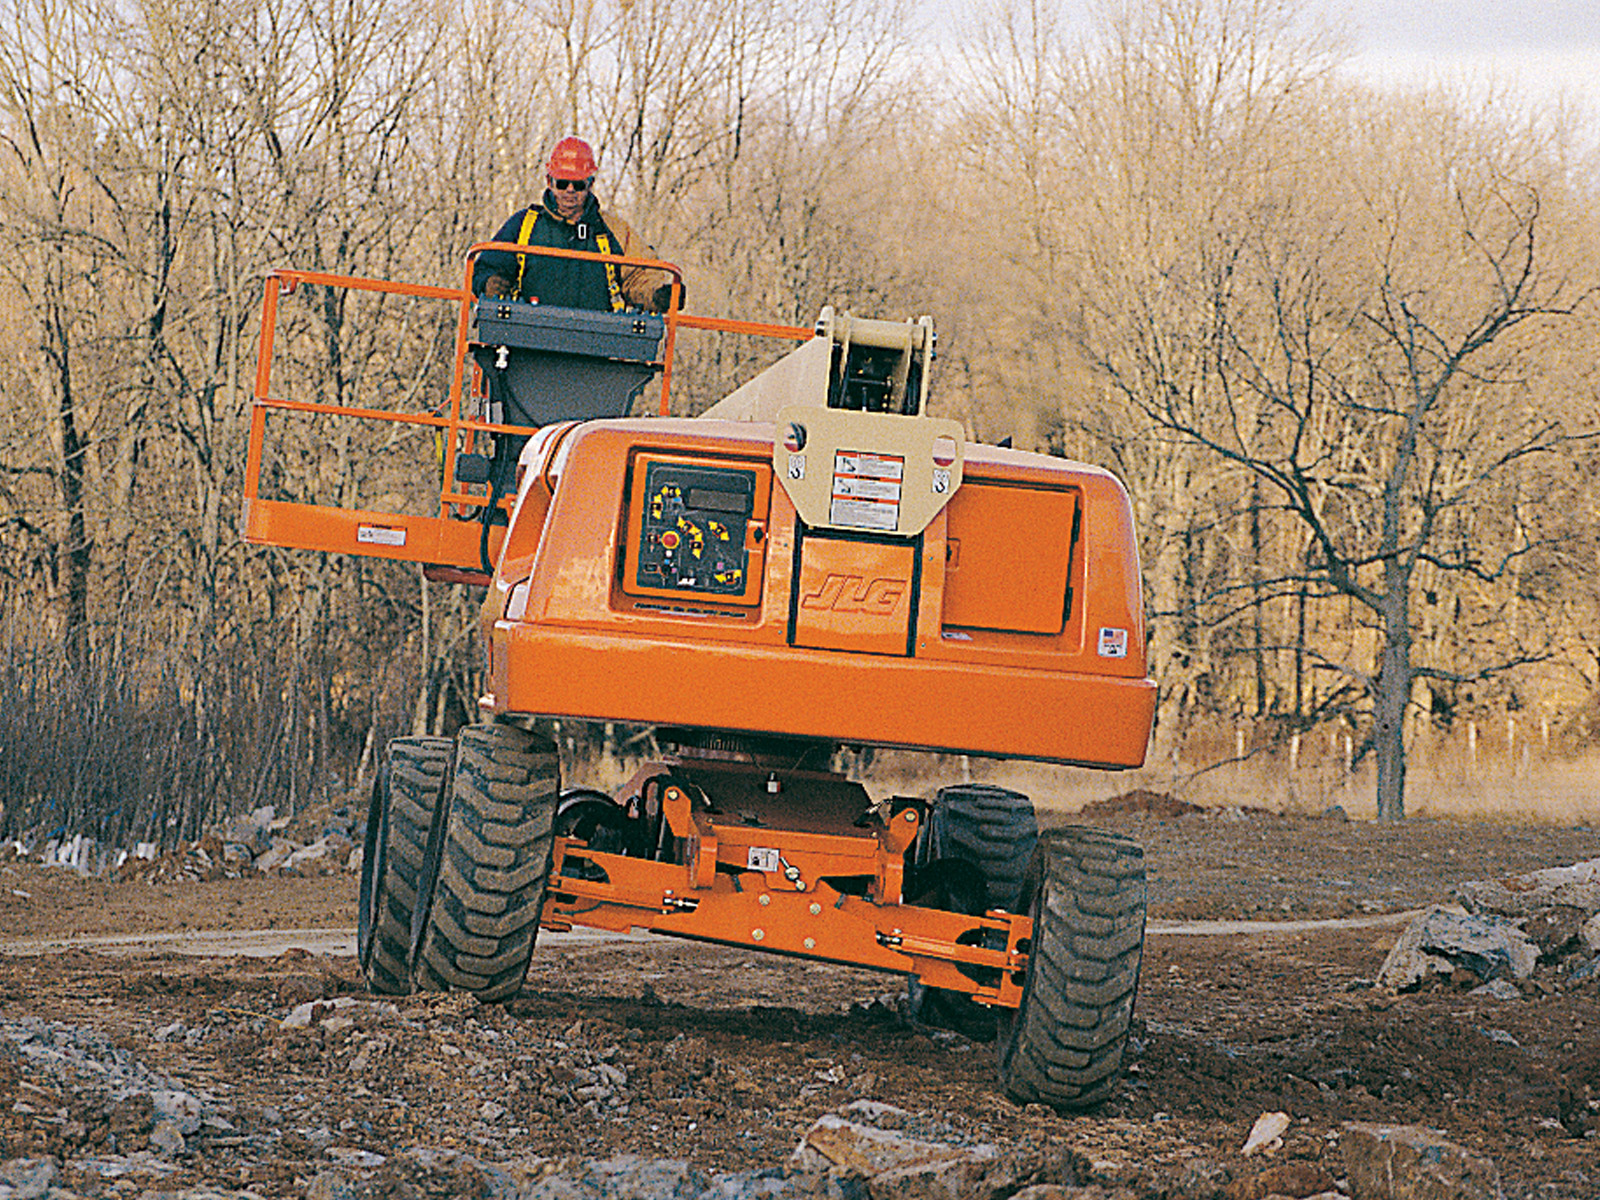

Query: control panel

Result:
[624,457,768,606]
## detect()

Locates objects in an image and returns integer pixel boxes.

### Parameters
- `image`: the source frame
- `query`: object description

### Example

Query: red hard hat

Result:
[546,136,598,181]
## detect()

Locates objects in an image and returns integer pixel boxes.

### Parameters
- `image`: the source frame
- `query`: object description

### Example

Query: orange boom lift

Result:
[243,244,1156,1109]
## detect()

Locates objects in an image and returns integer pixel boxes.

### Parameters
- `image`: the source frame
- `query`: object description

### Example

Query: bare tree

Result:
[944,0,1344,732]
[1089,143,1591,816]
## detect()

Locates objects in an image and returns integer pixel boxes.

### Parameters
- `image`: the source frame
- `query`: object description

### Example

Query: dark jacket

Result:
[472,191,664,310]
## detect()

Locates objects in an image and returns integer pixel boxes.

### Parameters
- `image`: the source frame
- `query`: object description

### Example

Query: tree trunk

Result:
[1293,573,1308,718]
[45,298,92,675]
[1250,477,1266,716]
[1373,597,1412,821]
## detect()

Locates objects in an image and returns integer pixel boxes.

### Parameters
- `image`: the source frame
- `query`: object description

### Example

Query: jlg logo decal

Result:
[800,574,907,615]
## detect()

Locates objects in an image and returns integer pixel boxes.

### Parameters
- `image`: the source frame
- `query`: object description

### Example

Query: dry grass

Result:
[850,744,1600,826]
[562,725,1600,827]
[0,612,393,852]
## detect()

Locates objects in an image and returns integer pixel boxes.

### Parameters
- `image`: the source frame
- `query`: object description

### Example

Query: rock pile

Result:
[0,983,1528,1200]
[1340,1123,1500,1200]
[1377,856,1600,992]
[0,1109,1514,1200]
[0,1018,230,1178]
[2,803,363,885]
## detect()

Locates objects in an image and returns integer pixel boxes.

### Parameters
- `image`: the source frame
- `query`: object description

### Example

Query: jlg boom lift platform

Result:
[242,242,1157,1109]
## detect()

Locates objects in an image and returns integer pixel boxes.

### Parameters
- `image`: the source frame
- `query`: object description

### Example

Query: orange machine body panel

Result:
[238,253,1154,766]
[485,419,1154,767]
[793,534,918,656]
[943,483,1077,634]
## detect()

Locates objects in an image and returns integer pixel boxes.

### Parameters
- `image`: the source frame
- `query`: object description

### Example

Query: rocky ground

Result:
[1,801,1597,1198]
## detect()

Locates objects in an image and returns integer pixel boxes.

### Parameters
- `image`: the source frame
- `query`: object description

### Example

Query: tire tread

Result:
[999,825,1146,1111]
[409,721,559,1002]
[906,784,1038,1038]
[358,737,451,996]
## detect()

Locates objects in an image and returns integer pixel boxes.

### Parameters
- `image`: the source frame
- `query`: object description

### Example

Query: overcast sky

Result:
[926,1,1600,117]
[1346,0,1600,54]
[1325,0,1600,112]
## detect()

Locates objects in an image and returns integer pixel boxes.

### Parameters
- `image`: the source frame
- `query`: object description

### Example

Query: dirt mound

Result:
[1134,997,1598,1139]
[1080,789,1201,818]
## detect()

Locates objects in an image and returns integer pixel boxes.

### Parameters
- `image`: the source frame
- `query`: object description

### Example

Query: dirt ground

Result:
[2,805,1597,1198]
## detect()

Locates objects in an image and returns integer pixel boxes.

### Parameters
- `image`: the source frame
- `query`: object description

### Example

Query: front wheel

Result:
[998,826,1146,1110]
[358,737,451,995]
[408,720,560,1002]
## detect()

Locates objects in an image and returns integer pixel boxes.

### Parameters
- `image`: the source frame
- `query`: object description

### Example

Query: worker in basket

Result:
[472,136,677,314]
[457,136,677,567]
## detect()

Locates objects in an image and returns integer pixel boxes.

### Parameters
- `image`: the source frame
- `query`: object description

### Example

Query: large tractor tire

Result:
[906,784,1038,1038]
[408,720,560,1002]
[358,736,451,995]
[923,783,1038,911]
[999,826,1146,1110]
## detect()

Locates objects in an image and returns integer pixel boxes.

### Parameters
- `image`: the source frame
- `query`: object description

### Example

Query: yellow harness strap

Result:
[513,208,626,311]
[513,208,539,297]
[595,231,626,312]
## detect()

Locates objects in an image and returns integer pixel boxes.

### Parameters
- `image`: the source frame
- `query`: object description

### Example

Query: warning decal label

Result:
[830,451,903,531]
[747,847,780,872]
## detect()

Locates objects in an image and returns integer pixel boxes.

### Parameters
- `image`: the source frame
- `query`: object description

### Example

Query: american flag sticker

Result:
[1098,627,1129,658]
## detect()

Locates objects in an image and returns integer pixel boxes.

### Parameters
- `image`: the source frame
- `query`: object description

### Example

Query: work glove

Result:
[483,274,513,299]
[651,281,684,313]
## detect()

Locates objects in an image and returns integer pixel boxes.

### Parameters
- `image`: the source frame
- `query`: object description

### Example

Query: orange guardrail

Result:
[241,247,813,578]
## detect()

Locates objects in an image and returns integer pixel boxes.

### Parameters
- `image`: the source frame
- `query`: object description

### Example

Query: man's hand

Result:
[483,274,513,299]
[650,282,683,313]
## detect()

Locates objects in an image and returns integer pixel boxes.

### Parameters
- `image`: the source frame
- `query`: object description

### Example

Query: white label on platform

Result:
[829,496,899,530]
[831,451,902,530]
[357,525,407,547]
[832,475,901,501]
[834,451,903,481]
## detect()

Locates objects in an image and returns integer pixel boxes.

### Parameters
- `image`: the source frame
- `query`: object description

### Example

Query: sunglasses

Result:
[551,178,592,191]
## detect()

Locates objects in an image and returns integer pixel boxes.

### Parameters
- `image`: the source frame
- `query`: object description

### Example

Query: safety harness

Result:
[513,206,626,311]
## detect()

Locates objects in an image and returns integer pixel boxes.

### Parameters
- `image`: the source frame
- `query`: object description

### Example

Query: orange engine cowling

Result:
[484,416,1154,768]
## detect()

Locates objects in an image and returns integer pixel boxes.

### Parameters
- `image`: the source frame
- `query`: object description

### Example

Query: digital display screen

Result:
[686,487,749,515]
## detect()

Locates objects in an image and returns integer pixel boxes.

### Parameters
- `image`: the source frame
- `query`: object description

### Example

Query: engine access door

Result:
[790,529,919,656]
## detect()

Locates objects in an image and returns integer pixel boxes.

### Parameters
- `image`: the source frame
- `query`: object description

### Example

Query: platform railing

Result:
[241,245,811,578]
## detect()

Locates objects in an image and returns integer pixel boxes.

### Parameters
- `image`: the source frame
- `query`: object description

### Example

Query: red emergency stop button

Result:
[661,530,681,550]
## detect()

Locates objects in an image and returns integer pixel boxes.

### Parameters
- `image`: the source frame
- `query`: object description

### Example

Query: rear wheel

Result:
[923,783,1038,912]
[408,720,560,1002]
[998,826,1146,1110]
[358,737,451,995]
[906,784,1037,1037]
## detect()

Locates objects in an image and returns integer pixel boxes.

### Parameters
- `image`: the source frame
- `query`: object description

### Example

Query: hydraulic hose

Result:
[479,472,504,577]
[478,368,511,576]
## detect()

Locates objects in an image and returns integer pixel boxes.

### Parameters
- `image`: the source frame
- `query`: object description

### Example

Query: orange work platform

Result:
[241,247,807,580]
